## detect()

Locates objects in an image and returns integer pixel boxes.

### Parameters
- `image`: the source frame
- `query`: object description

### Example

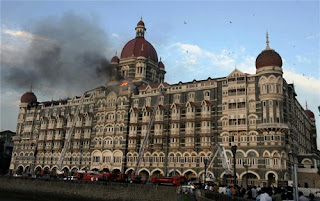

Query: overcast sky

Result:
[1,1,319,148]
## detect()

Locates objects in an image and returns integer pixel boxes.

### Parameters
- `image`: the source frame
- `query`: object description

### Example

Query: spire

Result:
[306,101,308,110]
[141,16,143,21]
[29,83,33,92]
[266,31,270,50]
[160,57,162,62]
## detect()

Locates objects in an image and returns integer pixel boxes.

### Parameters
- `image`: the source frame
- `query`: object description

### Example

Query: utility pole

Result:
[231,145,237,186]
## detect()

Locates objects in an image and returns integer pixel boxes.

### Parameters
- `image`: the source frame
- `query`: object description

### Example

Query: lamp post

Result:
[231,145,237,187]
[243,161,252,188]
[204,158,208,183]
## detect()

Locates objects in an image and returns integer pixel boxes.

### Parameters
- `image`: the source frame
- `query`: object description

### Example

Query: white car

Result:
[63,176,78,181]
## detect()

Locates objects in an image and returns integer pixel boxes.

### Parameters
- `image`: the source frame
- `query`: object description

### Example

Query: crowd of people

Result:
[203,184,318,201]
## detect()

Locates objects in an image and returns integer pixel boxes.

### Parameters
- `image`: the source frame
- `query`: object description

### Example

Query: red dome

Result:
[120,37,158,63]
[137,20,145,26]
[111,55,119,63]
[21,92,37,104]
[158,61,165,69]
[256,49,282,69]
[305,110,315,119]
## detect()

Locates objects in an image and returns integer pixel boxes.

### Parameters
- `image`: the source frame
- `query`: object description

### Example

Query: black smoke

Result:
[1,12,112,98]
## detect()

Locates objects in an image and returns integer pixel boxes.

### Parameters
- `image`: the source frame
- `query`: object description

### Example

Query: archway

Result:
[43,167,50,175]
[267,173,276,187]
[151,170,163,177]
[169,170,181,177]
[35,166,42,176]
[242,173,258,188]
[102,168,110,173]
[24,166,30,174]
[16,166,23,175]
[62,167,69,176]
[139,170,150,183]
[222,172,237,186]
[184,170,197,181]
[51,167,57,175]
[71,167,78,176]
[112,169,121,174]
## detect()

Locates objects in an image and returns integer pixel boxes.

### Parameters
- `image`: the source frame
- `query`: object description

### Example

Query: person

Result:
[309,193,315,201]
[260,188,272,201]
[298,191,309,201]
[226,186,231,196]
[213,184,218,193]
[204,183,208,190]
[272,188,282,201]
[252,186,258,199]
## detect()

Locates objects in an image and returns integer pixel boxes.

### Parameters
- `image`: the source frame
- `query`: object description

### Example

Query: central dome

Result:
[120,19,158,63]
[120,37,158,63]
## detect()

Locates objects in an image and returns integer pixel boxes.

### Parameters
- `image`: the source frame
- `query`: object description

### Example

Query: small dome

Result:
[111,55,119,63]
[137,20,145,26]
[256,49,282,69]
[21,92,37,104]
[158,61,165,69]
[305,110,315,119]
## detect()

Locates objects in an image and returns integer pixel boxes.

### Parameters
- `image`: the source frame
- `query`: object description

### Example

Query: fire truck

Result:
[151,176,187,186]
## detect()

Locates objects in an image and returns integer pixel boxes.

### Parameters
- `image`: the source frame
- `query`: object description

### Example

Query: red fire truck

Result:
[151,176,187,186]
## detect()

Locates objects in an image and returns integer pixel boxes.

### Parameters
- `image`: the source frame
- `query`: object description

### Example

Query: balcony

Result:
[38,135,45,141]
[48,124,55,130]
[74,134,81,140]
[54,134,62,140]
[128,144,136,149]
[186,113,195,120]
[84,133,91,139]
[75,121,82,127]
[142,116,150,123]
[201,113,211,119]
[227,125,247,131]
[130,118,138,124]
[171,115,180,121]
[257,123,289,132]
[170,143,179,148]
[24,116,32,122]
[56,123,63,129]
[170,129,179,135]
[201,128,210,134]
[24,125,32,132]
[155,116,164,121]
[40,124,47,130]
[67,121,73,128]
[185,142,194,148]
[84,121,92,127]
[12,136,21,141]
[46,135,53,141]
[200,142,211,148]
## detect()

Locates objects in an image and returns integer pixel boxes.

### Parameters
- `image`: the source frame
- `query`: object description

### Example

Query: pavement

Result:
[176,194,197,201]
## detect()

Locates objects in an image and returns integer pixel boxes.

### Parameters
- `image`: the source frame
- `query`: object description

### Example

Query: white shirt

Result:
[260,193,272,201]
[299,195,309,201]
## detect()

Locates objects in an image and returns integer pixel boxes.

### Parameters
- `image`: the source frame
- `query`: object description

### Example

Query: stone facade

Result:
[10,19,319,187]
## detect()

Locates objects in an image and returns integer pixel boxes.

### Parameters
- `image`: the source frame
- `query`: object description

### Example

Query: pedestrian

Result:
[260,188,272,201]
[252,186,258,199]
[227,186,231,196]
[272,188,282,201]
[298,191,309,201]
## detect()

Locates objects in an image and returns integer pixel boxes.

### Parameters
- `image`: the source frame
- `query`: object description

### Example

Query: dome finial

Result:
[141,16,143,21]
[306,101,308,110]
[160,57,162,62]
[115,51,117,56]
[29,83,33,92]
[266,31,270,50]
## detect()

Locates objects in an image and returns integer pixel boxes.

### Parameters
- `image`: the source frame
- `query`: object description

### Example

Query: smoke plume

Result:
[1,12,112,98]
